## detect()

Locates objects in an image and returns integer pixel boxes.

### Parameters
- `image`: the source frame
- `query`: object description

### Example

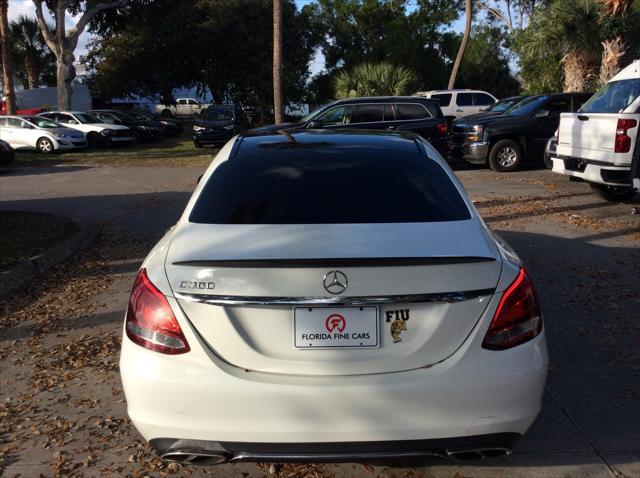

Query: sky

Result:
[8,0,467,76]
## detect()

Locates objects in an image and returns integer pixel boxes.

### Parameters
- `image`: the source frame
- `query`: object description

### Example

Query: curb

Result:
[0,222,100,297]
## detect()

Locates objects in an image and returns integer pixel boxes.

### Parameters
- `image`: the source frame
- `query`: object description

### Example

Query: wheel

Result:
[193,140,203,148]
[489,139,523,172]
[87,132,104,148]
[590,183,635,202]
[37,137,54,154]
[543,153,554,170]
[161,109,173,118]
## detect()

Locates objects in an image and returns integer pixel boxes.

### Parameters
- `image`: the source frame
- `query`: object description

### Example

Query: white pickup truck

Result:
[155,98,208,118]
[550,60,640,201]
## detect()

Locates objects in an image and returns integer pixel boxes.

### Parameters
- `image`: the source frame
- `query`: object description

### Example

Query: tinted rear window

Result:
[431,94,451,107]
[395,103,431,120]
[190,149,471,224]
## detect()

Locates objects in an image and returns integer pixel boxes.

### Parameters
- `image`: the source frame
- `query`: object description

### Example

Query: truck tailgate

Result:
[557,113,638,165]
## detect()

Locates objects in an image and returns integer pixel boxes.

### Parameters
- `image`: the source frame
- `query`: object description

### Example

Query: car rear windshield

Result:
[189,149,471,224]
[580,79,640,113]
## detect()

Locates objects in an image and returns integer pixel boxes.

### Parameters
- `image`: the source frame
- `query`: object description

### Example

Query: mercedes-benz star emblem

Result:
[323,270,348,295]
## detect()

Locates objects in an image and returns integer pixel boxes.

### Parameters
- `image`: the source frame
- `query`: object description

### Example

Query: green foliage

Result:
[9,15,56,88]
[453,25,520,97]
[511,0,640,93]
[333,62,417,99]
[307,0,463,103]
[84,0,320,110]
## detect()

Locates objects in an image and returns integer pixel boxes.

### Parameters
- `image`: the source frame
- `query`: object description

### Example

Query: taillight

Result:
[482,267,542,350]
[436,122,448,135]
[614,119,637,153]
[125,269,190,354]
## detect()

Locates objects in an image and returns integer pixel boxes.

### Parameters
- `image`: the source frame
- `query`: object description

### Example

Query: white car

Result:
[415,90,498,119]
[551,60,640,201]
[120,130,548,464]
[0,115,86,153]
[39,111,136,147]
[156,98,208,118]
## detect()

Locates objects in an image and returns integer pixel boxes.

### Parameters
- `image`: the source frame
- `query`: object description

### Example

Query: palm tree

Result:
[521,0,602,92]
[10,15,52,89]
[273,0,283,124]
[333,62,417,99]
[448,0,472,89]
[0,0,16,114]
[598,0,635,85]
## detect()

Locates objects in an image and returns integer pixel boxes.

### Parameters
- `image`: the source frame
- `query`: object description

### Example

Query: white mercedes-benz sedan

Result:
[120,130,548,464]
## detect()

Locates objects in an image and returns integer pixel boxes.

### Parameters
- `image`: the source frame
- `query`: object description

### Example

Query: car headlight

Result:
[56,133,69,139]
[101,129,113,136]
[223,124,234,131]
[193,125,205,132]
[138,125,151,131]
[467,125,484,142]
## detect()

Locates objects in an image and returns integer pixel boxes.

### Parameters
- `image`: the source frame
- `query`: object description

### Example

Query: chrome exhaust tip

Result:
[446,447,512,460]
[161,450,230,465]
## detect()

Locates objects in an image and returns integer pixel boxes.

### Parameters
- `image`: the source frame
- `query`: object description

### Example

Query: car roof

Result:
[236,129,422,157]
[42,111,87,115]
[330,96,439,105]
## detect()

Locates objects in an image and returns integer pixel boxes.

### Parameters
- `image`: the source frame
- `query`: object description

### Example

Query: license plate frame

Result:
[293,306,379,349]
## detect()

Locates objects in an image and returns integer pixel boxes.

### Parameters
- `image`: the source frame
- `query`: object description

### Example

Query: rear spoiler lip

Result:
[171,256,496,268]
[174,288,496,307]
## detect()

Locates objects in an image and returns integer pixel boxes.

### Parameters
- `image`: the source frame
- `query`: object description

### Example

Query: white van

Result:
[550,60,640,201]
[414,89,497,119]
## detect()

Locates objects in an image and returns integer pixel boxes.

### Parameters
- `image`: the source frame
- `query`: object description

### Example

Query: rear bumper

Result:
[150,433,520,465]
[120,293,548,447]
[451,141,489,164]
[551,155,631,186]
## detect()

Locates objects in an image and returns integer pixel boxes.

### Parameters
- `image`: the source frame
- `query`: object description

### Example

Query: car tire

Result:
[37,137,54,154]
[87,132,103,148]
[543,154,554,170]
[590,183,636,202]
[194,140,203,149]
[489,139,523,172]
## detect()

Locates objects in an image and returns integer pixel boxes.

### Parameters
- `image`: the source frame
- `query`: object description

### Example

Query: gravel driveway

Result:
[0,162,638,478]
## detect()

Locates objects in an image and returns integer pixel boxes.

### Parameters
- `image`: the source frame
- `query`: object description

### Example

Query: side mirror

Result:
[535,109,550,118]
[307,120,321,129]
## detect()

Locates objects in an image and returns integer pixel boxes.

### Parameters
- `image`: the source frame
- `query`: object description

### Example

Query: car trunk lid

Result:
[166,222,502,376]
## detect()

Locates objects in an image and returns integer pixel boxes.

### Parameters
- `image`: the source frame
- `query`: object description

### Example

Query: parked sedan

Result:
[39,111,136,147]
[0,115,86,153]
[251,96,450,155]
[120,130,547,465]
[0,139,14,165]
[127,111,183,136]
[89,110,163,141]
[193,105,248,147]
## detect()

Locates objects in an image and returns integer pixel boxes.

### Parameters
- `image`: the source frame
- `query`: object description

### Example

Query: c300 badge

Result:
[178,280,215,290]
[385,309,410,343]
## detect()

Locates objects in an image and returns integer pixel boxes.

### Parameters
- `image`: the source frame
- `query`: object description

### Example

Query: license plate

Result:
[294,306,379,349]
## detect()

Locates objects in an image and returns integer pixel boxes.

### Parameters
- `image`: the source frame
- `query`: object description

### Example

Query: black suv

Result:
[251,96,450,155]
[451,93,593,171]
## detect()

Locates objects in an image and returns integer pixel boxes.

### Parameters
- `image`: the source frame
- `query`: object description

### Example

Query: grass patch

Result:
[12,129,219,167]
[0,211,80,269]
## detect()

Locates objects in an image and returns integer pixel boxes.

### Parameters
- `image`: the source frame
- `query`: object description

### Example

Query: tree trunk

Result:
[448,0,472,89]
[56,53,76,110]
[273,0,283,124]
[599,38,626,86]
[563,50,597,92]
[25,55,38,89]
[0,0,16,114]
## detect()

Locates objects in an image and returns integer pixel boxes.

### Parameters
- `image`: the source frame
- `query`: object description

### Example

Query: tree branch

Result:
[67,1,124,50]
[32,0,58,55]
